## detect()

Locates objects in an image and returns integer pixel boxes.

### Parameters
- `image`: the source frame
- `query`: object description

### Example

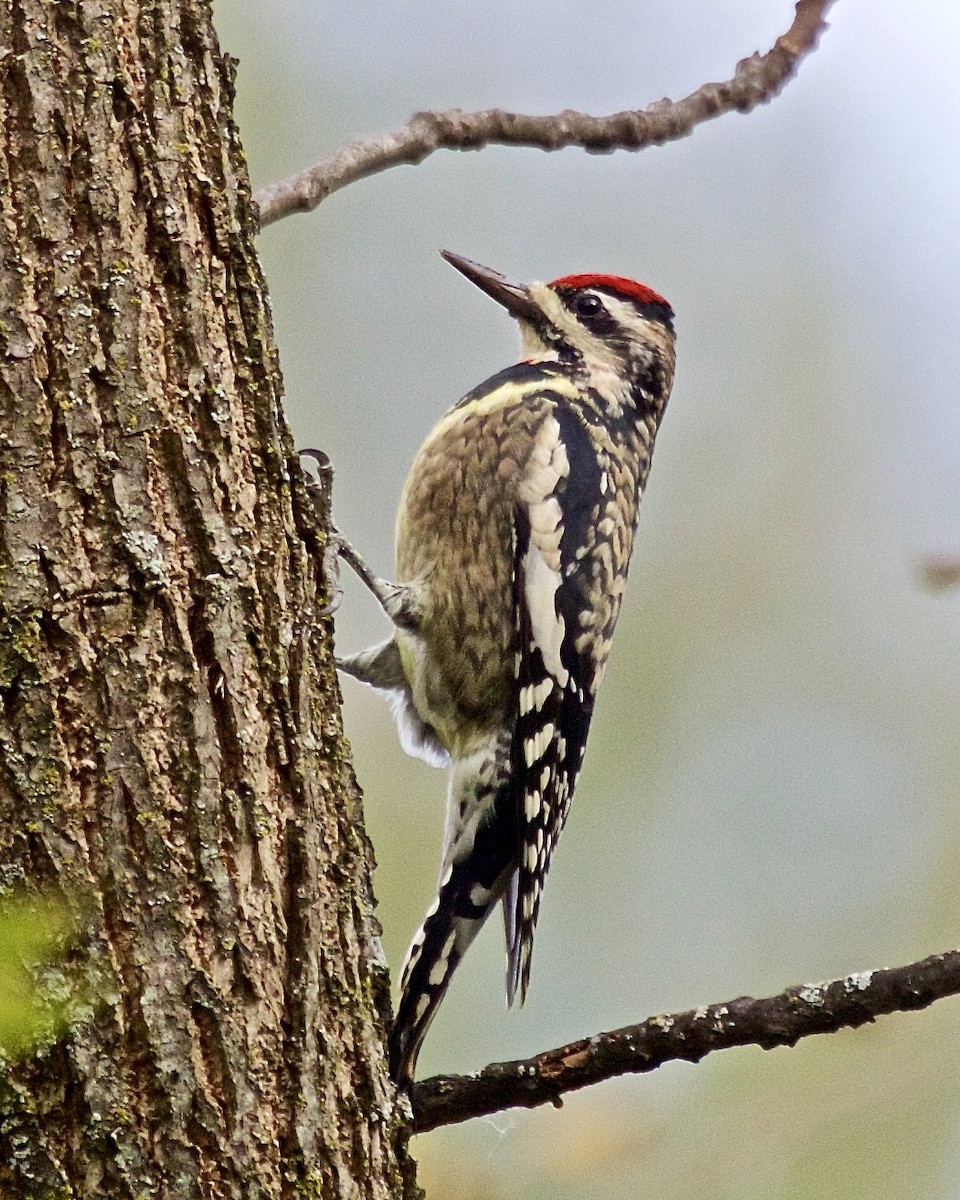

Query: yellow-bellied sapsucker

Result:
[333,252,676,1082]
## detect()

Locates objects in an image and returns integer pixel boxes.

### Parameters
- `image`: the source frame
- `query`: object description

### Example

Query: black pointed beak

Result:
[440,251,540,321]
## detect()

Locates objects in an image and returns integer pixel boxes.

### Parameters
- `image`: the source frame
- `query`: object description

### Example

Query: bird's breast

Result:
[394,402,542,752]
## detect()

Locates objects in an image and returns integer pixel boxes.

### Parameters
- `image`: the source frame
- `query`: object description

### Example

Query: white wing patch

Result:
[518,416,570,689]
[521,546,568,687]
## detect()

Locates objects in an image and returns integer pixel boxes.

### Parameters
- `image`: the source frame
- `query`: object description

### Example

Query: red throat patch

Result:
[550,274,669,309]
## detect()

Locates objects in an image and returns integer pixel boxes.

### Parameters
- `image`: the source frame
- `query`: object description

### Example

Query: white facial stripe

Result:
[517,283,674,414]
[523,283,670,378]
[526,285,622,374]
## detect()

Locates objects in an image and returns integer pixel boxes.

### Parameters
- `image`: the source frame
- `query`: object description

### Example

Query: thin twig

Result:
[411,949,960,1134]
[254,0,837,228]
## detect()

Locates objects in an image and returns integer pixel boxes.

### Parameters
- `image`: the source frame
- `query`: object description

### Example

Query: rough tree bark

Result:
[0,2,412,1197]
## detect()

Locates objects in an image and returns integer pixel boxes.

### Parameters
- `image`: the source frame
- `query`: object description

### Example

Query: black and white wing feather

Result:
[505,404,609,1003]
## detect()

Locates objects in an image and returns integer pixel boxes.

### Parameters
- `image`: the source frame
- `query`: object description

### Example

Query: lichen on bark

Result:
[0,1,412,1196]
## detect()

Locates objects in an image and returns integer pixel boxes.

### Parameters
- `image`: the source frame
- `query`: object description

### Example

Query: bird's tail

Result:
[389,743,516,1083]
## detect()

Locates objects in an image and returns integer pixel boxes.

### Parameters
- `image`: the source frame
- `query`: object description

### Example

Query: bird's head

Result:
[441,250,676,415]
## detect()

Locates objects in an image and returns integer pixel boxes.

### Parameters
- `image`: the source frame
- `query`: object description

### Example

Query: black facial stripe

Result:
[603,294,675,333]
[630,300,675,332]
[558,286,674,334]
[556,338,582,366]
[630,352,668,413]
[575,309,619,338]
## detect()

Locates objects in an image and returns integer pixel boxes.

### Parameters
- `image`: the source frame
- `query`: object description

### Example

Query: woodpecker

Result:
[332,251,676,1083]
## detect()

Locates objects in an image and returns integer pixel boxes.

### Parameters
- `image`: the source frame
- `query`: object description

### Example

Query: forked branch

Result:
[254,0,836,227]
[411,949,960,1134]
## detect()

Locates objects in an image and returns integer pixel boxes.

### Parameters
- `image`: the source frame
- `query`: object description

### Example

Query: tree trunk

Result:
[0,2,413,1196]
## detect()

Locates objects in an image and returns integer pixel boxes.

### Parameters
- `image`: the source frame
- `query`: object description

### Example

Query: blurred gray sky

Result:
[215,4,960,1196]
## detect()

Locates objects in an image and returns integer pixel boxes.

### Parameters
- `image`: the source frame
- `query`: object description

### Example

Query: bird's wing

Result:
[505,402,612,1003]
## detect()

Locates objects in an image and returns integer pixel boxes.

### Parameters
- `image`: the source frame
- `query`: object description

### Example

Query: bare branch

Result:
[411,949,960,1134]
[254,0,837,228]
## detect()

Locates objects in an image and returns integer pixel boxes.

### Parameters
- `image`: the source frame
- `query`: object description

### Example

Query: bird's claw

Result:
[298,448,419,629]
[319,525,346,617]
[299,448,345,616]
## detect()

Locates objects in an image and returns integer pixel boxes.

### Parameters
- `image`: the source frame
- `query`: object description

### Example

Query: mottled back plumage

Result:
[336,253,676,1082]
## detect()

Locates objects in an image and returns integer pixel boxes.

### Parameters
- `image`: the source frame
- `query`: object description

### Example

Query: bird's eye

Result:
[574,293,603,319]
